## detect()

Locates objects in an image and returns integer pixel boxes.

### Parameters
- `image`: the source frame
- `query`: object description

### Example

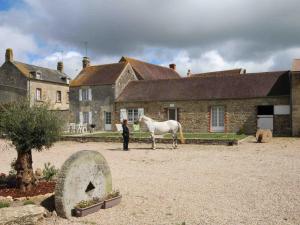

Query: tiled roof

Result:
[116,71,290,102]
[13,61,69,85]
[120,57,181,80]
[70,62,127,87]
[191,69,245,77]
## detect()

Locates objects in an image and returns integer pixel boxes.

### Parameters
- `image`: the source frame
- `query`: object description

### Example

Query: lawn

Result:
[65,132,247,140]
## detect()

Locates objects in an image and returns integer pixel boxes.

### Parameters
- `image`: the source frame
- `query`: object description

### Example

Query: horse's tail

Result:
[178,122,185,144]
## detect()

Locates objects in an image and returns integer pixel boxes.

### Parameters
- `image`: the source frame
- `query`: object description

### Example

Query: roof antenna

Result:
[61,50,64,62]
[84,41,88,57]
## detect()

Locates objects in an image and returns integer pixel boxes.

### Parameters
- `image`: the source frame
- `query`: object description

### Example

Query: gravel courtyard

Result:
[0,137,300,225]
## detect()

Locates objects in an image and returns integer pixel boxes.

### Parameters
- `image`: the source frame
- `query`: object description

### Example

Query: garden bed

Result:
[0,181,55,198]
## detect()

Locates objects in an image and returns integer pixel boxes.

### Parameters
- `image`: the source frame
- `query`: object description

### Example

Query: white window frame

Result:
[105,112,112,125]
[211,106,225,132]
[127,109,139,123]
[82,89,89,101]
[83,112,89,124]
[36,88,42,101]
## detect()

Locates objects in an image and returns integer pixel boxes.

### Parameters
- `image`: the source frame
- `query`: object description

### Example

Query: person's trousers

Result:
[123,136,129,150]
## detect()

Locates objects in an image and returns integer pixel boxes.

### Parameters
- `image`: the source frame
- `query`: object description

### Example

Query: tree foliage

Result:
[0,100,63,153]
[0,100,64,191]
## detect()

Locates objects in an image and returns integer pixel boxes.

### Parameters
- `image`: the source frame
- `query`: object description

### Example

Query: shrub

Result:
[0,201,10,208]
[42,162,59,181]
[106,189,120,199]
[23,200,35,205]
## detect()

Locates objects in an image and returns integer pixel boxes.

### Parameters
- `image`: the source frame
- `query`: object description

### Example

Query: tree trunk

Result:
[15,150,36,192]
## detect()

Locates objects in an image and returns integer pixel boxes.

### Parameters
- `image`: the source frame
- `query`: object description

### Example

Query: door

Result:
[211,106,225,132]
[257,105,274,130]
[168,108,177,120]
[104,112,112,131]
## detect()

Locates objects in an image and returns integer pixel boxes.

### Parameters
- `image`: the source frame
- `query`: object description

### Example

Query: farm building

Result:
[69,56,180,131]
[0,49,70,116]
[115,64,300,136]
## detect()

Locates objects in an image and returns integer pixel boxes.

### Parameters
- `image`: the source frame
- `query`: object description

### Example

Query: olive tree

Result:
[0,100,63,191]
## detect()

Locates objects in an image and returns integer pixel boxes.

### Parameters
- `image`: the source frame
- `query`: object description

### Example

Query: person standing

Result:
[122,119,129,151]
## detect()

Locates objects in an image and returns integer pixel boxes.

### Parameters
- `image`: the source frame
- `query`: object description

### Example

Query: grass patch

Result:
[23,200,35,205]
[0,201,10,208]
[71,132,247,140]
[164,133,247,140]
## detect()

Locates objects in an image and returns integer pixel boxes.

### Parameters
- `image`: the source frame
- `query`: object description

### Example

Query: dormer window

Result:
[35,71,42,80]
[30,71,42,80]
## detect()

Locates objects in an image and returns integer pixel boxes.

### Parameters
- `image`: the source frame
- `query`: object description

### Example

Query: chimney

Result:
[292,59,300,71]
[57,61,63,72]
[169,63,176,70]
[5,48,13,62]
[82,56,90,69]
[187,69,192,77]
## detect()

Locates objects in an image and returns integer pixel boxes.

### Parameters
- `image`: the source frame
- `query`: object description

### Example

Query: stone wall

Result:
[69,85,115,131]
[29,80,69,110]
[115,97,291,135]
[291,71,300,136]
[115,64,137,98]
[0,61,27,104]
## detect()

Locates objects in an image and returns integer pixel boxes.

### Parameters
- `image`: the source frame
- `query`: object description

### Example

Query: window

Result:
[211,106,225,132]
[82,89,89,101]
[66,92,69,104]
[105,112,112,125]
[79,88,92,101]
[35,71,42,80]
[56,91,62,103]
[83,112,89,124]
[128,109,139,123]
[168,108,177,120]
[36,88,42,101]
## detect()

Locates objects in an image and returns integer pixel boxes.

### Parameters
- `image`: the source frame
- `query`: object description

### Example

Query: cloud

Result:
[0,0,300,75]
[0,25,38,64]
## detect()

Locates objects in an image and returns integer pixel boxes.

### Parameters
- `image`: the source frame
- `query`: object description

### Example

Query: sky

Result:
[0,0,299,77]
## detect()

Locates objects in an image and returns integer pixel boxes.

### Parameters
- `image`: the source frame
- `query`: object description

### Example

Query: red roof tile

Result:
[70,62,127,87]
[120,57,181,80]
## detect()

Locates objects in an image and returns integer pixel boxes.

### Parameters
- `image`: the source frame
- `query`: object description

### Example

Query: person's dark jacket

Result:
[122,124,129,137]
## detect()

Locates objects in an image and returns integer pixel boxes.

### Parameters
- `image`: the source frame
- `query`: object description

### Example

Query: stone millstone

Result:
[55,150,112,218]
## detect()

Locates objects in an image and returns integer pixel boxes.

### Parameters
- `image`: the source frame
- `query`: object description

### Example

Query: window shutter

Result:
[120,109,127,122]
[79,89,82,101]
[138,108,144,118]
[89,111,92,124]
[79,112,83,124]
[177,108,180,122]
[88,88,92,101]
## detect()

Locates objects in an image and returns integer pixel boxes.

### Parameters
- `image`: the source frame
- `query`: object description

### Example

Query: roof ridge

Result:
[121,56,177,71]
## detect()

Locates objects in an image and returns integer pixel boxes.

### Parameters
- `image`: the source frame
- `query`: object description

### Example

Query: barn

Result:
[115,67,300,136]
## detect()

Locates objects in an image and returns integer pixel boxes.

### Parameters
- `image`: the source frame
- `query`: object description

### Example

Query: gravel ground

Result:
[0,137,300,225]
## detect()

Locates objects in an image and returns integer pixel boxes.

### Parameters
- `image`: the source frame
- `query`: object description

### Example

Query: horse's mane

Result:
[142,115,155,122]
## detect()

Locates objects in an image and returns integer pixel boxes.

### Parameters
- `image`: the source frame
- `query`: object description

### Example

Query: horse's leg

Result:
[151,133,156,150]
[172,133,176,149]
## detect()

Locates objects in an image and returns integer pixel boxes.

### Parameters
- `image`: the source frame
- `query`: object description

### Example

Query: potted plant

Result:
[74,197,104,217]
[103,190,122,209]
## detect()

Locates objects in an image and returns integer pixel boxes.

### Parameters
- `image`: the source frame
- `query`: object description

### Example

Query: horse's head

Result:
[139,115,145,123]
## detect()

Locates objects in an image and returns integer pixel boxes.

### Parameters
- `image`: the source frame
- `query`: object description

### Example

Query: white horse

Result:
[139,115,185,149]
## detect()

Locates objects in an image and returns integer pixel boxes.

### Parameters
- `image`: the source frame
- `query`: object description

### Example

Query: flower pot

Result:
[73,201,104,217]
[103,195,122,209]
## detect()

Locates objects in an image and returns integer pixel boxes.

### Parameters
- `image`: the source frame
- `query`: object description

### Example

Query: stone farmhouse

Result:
[0,49,70,116]
[70,53,300,136]
[69,56,180,131]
